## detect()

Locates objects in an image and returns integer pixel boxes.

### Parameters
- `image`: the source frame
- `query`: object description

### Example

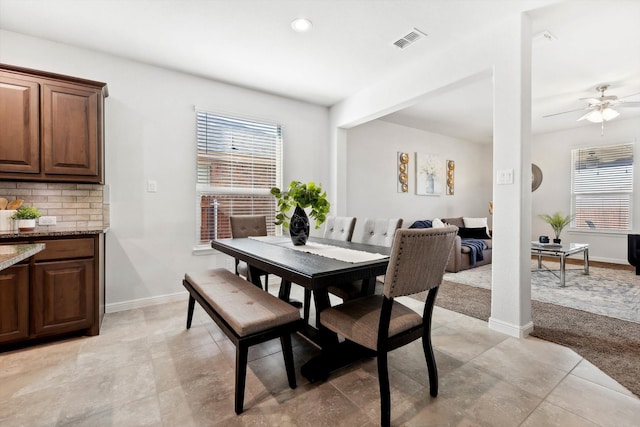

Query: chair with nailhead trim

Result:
[319,226,457,427]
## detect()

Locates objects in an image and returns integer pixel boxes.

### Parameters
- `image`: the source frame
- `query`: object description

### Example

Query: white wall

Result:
[346,119,493,230]
[532,116,640,264]
[1,30,330,310]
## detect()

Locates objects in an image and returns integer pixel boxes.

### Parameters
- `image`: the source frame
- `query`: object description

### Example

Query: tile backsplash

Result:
[0,182,109,229]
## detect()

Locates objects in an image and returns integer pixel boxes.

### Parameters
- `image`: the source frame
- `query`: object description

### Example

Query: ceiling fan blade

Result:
[618,101,640,107]
[543,107,589,118]
[619,92,640,100]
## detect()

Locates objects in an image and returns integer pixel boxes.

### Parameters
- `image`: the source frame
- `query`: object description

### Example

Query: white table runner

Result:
[249,236,388,263]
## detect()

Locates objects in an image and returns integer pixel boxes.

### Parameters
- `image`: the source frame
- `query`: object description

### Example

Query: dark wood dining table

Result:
[211,235,391,381]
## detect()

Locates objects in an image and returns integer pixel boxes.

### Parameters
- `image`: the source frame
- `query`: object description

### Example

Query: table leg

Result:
[299,287,375,383]
[247,265,264,289]
[560,255,566,287]
[360,276,377,296]
[584,248,589,275]
[537,252,542,269]
[278,279,292,301]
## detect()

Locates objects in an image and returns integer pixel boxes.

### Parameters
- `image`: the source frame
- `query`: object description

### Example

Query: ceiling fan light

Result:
[601,107,619,121]
[584,110,605,123]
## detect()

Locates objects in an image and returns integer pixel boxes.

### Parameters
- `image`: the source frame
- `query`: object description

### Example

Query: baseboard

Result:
[488,317,534,338]
[106,291,188,313]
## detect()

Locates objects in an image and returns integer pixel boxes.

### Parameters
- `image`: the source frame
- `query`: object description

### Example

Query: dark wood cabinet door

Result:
[42,83,100,179]
[0,73,40,173]
[0,265,30,344]
[33,259,94,336]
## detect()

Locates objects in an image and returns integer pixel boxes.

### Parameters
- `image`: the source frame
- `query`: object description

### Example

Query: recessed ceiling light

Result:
[291,17,312,32]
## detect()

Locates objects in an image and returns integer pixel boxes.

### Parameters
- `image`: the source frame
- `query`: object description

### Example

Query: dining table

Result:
[211,235,391,381]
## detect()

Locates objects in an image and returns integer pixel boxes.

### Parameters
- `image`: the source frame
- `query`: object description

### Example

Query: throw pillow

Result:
[458,227,491,239]
[432,218,445,228]
[463,216,489,235]
[462,217,487,228]
[409,220,433,229]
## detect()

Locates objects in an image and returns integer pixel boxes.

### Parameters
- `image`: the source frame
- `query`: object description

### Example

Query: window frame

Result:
[570,142,634,234]
[194,109,283,250]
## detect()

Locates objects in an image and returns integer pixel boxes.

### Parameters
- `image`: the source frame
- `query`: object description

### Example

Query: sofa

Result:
[442,217,492,273]
[409,216,492,273]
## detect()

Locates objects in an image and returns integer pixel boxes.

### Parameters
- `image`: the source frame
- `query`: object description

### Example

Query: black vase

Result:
[553,238,561,244]
[289,205,310,246]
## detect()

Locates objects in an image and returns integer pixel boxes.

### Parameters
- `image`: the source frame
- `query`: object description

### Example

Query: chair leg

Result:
[235,342,249,414]
[423,286,439,397]
[280,334,297,389]
[264,274,269,293]
[303,289,312,322]
[377,351,391,427]
[423,333,438,397]
[186,294,195,329]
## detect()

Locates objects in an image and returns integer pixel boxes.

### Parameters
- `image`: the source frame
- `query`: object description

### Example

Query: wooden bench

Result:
[183,268,301,414]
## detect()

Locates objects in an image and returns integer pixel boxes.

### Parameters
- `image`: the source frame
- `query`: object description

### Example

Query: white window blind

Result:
[571,143,633,231]
[196,111,282,243]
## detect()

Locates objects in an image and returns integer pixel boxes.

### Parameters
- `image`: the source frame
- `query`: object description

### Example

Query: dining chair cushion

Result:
[185,269,299,336]
[320,295,422,350]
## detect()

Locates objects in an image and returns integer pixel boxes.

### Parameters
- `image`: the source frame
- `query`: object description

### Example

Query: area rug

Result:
[428,279,640,398]
[443,261,640,323]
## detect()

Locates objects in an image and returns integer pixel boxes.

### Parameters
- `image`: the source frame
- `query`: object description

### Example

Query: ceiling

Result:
[1,0,639,143]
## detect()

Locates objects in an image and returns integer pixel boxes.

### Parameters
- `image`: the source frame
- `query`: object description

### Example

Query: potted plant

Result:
[271,181,330,245]
[539,212,574,244]
[11,206,41,231]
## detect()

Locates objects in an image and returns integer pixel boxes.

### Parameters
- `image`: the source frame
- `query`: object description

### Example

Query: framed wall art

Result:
[397,152,409,193]
[415,152,444,196]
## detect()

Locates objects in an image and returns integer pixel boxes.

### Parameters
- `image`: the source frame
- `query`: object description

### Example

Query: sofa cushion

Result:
[442,217,464,228]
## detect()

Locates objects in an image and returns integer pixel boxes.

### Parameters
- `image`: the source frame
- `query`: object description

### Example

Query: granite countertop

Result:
[0,225,109,239]
[0,243,46,270]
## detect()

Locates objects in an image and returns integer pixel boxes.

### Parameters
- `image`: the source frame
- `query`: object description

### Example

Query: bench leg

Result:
[280,334,297,389]
[235,342,249,414]
[186,294,196,329]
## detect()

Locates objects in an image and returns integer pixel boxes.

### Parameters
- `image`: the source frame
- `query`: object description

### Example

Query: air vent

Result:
[393,28,427,49]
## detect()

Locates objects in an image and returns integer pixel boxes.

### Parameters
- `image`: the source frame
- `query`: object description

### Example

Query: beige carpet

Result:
[421,280,640,398]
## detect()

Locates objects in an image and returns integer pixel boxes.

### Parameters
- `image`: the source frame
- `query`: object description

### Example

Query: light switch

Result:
[147,180,158,193]
[497,169,514,185]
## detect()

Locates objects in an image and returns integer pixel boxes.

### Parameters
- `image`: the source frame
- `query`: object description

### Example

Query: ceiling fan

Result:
[544,84,640,134]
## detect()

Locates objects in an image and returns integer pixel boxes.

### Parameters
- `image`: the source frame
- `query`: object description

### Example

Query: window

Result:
[196,111,282,244]
[571,143,633,231]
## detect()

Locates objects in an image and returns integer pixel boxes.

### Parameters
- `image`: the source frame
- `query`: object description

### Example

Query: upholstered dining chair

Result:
[319,226,457,427]
[322,215,357,241]
[229,215,270,291]
[301,215,357,322]
[327,217,403,301]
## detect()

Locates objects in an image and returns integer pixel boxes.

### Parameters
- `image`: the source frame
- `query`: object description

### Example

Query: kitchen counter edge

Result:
[0,227,109,239]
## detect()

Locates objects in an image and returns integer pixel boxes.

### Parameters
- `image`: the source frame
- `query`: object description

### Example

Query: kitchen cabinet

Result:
[0,265,29,343]
[0,234,104,347]
[0,64,108,183]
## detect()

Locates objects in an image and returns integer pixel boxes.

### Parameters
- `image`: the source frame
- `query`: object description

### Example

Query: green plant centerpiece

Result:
[539,212,573,243]
[11,206,41,232]
[271,181,330,245]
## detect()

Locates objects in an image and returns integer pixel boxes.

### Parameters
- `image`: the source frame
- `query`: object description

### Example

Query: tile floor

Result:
[1,282,639,427]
